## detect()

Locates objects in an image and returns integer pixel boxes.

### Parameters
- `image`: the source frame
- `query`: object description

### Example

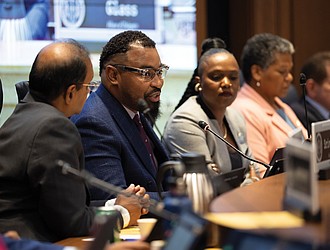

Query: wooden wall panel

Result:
[196,0,207,57]
[292,0,330,95]
[197,0,330,96]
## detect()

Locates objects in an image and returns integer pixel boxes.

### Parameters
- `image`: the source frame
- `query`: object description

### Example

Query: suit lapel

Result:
[97,86,157,177]
[140,114,169,164]
[113,113,157,176]
[307,101,327,122]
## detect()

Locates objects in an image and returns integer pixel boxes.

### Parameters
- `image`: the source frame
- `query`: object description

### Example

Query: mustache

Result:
[145,87,161,98]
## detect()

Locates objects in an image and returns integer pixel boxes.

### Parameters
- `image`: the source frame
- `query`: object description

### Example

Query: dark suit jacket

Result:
[71,84,169,202]
[290,98,326,128]
[0,94,95,242]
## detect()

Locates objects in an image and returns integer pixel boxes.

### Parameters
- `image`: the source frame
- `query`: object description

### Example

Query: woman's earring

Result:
[256,81,261,87]
[194,83,202,92]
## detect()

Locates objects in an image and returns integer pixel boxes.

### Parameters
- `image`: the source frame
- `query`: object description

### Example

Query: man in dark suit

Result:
[291,51,330,128]
[0,39,149,242]
[71,31,170,202]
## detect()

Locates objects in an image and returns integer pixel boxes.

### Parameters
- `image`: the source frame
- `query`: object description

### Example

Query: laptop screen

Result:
[311,120,330,172]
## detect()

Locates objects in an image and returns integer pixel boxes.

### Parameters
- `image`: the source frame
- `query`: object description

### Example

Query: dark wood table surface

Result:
[209,173,330,246]
[56,236,91,248]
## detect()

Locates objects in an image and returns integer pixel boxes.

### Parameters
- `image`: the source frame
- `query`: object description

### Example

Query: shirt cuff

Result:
[105,199,130,228]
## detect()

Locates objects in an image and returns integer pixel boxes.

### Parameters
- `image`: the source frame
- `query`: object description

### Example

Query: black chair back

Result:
[15,81,29,103]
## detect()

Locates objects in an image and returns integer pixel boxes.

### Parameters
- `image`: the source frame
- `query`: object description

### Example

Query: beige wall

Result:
[0,67,191,134]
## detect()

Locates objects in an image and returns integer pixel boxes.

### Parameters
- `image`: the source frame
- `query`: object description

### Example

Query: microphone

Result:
[57,160,176,222]
[299,73,311,139]
[137,98,175,157]
[198,121,271,176]
[137,98,163,138]
[58,160,212,247]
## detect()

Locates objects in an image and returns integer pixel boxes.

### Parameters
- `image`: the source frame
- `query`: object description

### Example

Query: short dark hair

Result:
[301,51,330,84]
[29,39,90,102]
[99,30,156,76]
[241,33,294,83]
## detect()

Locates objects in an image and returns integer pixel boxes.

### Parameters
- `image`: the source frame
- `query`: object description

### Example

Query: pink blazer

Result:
[232,84,307,164]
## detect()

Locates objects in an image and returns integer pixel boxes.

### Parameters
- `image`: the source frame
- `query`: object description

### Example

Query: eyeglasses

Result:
[82,81,100,92]
[111,64,169,81]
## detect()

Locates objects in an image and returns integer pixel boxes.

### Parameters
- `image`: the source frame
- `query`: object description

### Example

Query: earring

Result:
[256,82,261,87]
[194,83,202,92]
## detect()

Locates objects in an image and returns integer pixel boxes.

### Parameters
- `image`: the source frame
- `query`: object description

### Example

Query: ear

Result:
[65,84,77,104]
[251,64,263,82]
[306,79,318,98]
[105,65,120,86]
[194,76,200,84]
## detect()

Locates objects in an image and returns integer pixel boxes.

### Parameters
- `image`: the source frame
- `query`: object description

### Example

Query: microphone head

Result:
[299,73,307,86]
[137,98,150,114]
[198,121,209,130]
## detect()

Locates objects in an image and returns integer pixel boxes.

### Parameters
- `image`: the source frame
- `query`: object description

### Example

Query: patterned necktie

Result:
[133,114,157,170]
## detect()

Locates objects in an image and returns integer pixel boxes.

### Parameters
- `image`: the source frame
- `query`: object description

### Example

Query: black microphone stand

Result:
[57,160,210,248]
[57,160,176,222]
[300,73,311,139]
[137,98,163,139]
[198,121,272,176]
[137,98,176,159]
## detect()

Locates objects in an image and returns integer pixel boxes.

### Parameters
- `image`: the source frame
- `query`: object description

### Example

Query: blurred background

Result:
[1,0,330,133]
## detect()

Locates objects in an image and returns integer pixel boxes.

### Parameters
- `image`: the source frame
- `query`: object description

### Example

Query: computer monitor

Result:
[264,128,307,178]
[264,147,285,178]
[53,0,164,43]
[212,167,246,195]
[311,120,330,172]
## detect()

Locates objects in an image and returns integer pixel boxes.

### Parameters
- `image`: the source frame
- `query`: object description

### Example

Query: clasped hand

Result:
[115,184,150,226]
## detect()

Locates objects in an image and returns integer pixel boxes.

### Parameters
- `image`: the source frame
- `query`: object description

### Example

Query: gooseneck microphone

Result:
[198,121,271,174]
[299,73,311,139]
[137,98,163,138]
[137,98,175,156]
[57,160,176,222]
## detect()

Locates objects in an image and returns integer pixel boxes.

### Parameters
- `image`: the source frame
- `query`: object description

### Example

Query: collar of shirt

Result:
[122,105,139,119]
[306,96,329,119]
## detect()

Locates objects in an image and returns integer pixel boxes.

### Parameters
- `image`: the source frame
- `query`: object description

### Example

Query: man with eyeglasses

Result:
[0,39,149,242]
[71,30,170,202]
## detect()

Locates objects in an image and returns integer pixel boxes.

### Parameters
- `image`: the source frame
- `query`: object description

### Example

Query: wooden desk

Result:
[56,237,90,248]
[209,173,330,246]
[56,226,141,248]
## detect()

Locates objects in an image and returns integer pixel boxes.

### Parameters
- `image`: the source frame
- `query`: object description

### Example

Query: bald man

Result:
[0,40,149,242]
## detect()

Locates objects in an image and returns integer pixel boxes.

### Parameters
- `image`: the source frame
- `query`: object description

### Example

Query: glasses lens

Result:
[142,69,155,81]
[158,66,168,79]
[89,81,100,92]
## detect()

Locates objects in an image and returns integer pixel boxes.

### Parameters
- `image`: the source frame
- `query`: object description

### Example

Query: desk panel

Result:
[209,173,330,246]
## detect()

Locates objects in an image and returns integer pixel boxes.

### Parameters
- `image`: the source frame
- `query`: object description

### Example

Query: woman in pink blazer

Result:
[232,33,307,166]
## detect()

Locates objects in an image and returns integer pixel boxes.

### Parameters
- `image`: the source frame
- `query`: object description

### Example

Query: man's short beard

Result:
[146,100,161,124]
